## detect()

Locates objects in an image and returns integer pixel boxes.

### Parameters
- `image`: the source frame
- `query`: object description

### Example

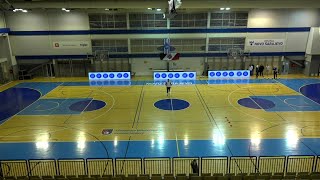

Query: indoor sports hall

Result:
[0,0,320,179]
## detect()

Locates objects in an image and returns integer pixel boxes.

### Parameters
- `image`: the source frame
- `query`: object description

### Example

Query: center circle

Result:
[69,100,106,112]
[154,99,190,111]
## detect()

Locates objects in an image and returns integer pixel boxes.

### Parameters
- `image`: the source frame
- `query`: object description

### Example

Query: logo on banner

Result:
[248,39,285,46]
[102,129,113,135]
[53,41,90,49]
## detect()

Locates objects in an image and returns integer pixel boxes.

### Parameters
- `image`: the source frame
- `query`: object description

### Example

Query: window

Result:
[89,13,127,29]
[129,14,167,29]
[92,40,128,53]
[210,12,248,28]
[208,38,245,52]
[170,39,206,52]
[170,13,207,28]
[131,39,164,53]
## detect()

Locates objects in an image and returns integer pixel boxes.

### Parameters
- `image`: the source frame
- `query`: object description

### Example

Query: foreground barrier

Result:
[0,156,319,177]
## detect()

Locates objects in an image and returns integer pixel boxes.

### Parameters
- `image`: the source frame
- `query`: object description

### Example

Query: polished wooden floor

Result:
[0,75,319,145]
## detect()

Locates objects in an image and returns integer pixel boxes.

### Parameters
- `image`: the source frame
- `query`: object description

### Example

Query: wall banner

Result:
[52,41,90,49]
[248,39,285,47]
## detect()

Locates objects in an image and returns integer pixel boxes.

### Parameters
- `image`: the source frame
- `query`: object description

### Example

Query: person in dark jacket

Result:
[256,65,259,78]
[191,159,199,174]
[273,66,278,79]
[259,65,265,77]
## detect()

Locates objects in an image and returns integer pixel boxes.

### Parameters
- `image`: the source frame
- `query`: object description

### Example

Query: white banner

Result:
[53,41,90,49]
[248,39,285,47]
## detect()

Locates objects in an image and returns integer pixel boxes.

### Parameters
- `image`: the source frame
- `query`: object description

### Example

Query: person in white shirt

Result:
[165,79,172,95]
[266,64,271,76]
[249,65,253,76]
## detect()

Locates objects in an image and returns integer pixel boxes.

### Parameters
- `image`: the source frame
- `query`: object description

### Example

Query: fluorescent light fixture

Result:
[226,7,231,10]
[156,8,161,11]
[105,8,110,10]
[62,8,70,12]
[220,8,225,10]
[147,8,152,10]
[13,8,27,12]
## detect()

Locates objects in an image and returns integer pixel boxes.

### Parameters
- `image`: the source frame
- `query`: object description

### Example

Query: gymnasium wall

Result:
[306,27,320,55]
[6,10,92,56]
[248,9,320,28]
[0,12,5,28]
[3,9,320,76]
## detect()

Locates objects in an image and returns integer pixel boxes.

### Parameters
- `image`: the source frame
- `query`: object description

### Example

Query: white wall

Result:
[169,58,204,74]
[132,58,167,76]
[132,57,204,76]
[306,27,320,55]
[0,12,5,28]
[5,10,91,56]
[248,9,320,28]
[285,32,309,52]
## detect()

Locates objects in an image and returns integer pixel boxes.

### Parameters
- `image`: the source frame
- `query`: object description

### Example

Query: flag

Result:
[168,0,182,13]
[160,53,180,61]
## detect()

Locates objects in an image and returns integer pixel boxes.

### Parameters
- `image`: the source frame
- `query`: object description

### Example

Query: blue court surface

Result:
[0,78,320,160]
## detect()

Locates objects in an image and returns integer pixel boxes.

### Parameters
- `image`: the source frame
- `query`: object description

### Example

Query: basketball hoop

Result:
[228,48,240,59]
[94,50,109,61]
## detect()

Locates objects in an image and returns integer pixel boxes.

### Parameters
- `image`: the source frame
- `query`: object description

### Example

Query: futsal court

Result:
[0,74,319,160]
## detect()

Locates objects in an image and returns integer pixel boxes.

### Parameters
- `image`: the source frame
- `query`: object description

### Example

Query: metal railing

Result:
[0,156,319,177]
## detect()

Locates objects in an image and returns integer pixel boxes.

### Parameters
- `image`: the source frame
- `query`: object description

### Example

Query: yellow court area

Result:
[0,76,319,144]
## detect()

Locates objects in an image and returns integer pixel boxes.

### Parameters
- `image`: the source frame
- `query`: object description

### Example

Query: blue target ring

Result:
[97,74,102,78]
[168,73,173,78]
[210,72,215,77]
[90,81,97,85]
[174,73,180,78]
[90,74,95,78]
[155,73,160,78]
[223,72,228,76]
[237,72,242,76]
[182,73,188,78]
[216,72,221,76]
[103,74,108,78]
[243,72,249,76]
[117,73,122,78]
[109,74,115,78]
[189,73,194,78]
[123,73,129,78]
[103,81,109,85]
[229,72,234,76]
[161,73,167,78]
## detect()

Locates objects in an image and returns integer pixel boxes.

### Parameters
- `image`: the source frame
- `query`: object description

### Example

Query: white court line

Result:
[0,81,13,89]
[0,87,43,127]
[227,84,276,124]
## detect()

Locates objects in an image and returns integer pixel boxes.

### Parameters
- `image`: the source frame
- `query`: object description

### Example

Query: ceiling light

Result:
[62,8,70,12]
[105,8,110,11]
[156,8,161,11]
[220,8,225,10]
[226,7,231,10]
[13,8,27,13]
[147,8,152,10]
